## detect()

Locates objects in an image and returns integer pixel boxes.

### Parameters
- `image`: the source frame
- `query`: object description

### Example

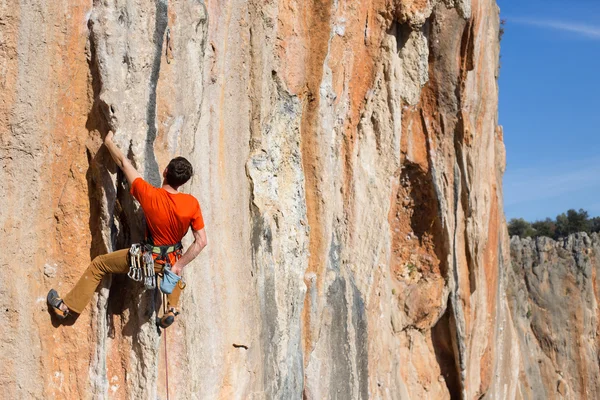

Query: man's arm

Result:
[104,131,141,186]
[171,228,207,275]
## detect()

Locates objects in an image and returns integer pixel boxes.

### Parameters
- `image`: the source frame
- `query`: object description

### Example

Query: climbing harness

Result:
[128,240,183,291]
[144,241,184,293]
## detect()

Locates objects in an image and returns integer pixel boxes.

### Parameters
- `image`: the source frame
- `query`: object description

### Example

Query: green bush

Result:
[509,209,600,239]
[508,218,536,238]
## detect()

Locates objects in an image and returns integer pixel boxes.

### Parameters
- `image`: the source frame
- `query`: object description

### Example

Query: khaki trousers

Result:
[62,248,183,314]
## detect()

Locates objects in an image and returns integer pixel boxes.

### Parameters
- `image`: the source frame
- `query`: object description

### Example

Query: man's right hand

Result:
[103,130,142,186]
[104,130,114,144]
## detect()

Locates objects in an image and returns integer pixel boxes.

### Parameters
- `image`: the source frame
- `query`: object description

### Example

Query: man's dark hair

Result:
[165,157,194,188]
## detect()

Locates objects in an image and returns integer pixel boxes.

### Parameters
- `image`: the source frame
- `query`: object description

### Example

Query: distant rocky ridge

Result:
[508,233,600,399]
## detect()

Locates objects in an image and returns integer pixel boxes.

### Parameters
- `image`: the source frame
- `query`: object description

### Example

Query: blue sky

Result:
[498,0,600,221]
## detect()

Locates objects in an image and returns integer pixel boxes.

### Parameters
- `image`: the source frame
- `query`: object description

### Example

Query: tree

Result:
[509,209,596,239]
[532,218,556,239]
[590,217,600,233]
[567,209,590,234]
[554,213,569,238]
[555,209,590,238]
[508,218,535,238]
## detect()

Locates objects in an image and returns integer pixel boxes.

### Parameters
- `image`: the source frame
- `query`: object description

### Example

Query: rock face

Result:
[508,234,600,400]
[0,0,522,398]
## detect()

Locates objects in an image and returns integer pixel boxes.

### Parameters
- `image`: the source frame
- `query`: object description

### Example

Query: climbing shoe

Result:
[47,289,70,319]
[157,308,179,329]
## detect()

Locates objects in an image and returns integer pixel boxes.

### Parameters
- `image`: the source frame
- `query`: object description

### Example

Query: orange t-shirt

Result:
[130,178,204,247]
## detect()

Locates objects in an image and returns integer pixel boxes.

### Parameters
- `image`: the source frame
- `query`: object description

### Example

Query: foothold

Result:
[557,380,567,395]
[232,343,249,350]
[304,272,317,283]
[44,264,57,278]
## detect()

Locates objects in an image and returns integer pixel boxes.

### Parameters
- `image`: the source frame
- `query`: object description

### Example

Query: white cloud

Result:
[507,17,600,40]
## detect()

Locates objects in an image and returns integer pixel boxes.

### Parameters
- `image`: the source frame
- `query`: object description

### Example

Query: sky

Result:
[497,0,600,221]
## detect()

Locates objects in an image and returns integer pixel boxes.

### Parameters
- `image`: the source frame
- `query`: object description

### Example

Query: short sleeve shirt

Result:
[130,178,204,246]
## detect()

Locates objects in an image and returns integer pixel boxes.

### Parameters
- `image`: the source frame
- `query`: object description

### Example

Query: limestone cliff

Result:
[508,234,600,400]
[0,0,516,399]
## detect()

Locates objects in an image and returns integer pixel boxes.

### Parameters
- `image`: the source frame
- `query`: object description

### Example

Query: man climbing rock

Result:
[47,131,207,328]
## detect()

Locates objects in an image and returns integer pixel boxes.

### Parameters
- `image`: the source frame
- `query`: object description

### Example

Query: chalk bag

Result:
[160,266,181,295]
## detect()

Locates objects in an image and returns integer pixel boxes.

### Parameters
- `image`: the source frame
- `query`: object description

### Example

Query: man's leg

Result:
[166,280,185,310]
[62,248,130,314]
[153,263,185,311]
[155,266,185,328]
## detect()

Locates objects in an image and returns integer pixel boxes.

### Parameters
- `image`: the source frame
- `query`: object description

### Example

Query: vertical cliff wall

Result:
[0,0,517,398]
[508,234,600,400]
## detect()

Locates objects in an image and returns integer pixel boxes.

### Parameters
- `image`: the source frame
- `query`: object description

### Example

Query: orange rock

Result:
[1,0,533,398]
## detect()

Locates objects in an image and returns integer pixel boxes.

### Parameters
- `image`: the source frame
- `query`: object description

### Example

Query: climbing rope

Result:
[163,292,170,400]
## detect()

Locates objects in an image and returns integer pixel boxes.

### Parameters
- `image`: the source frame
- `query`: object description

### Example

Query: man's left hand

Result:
[171,264,183,276]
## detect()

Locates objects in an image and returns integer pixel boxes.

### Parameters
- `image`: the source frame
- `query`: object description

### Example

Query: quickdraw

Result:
[128,244,143,282]
[128,243,157,290]
[143,250,156,290]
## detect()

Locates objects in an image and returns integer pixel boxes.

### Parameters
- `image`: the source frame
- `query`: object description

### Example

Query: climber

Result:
[47,130,207,328]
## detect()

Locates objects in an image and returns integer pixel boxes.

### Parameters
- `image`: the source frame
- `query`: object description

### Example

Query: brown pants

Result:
[62,248,183,314]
